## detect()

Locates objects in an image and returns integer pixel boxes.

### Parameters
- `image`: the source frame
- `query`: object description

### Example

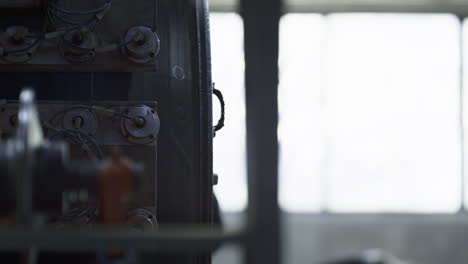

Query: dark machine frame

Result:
[0,0,282,264]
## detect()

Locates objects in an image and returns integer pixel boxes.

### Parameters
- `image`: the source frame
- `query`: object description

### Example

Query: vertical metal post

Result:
[459,16,466,212]
[241,1,282,264]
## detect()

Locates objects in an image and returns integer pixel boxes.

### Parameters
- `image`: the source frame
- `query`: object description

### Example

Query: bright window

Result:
[278,14,326,212]
[211,13,247,212]
[279,14,462,213]
[211,12,465,213]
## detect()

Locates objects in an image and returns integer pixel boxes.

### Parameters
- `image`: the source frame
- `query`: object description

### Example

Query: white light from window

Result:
[463,19,468,208]
[211,13,247,212]
[279,14,326,212]
[279,13,462,213]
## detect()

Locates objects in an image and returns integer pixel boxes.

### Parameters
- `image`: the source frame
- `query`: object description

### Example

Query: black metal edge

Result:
[192,0,214,263]
[193,0,214,225]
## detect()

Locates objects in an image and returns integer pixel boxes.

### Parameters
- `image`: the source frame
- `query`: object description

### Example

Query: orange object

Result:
[97,148,133,225]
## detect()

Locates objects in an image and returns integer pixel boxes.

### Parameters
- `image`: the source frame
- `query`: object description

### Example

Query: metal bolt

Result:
[133,32,146,45]
[133,116,146,128]
[72,116,84,129]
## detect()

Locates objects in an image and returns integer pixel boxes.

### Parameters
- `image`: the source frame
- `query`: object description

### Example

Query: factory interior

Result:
[0,0,466,263]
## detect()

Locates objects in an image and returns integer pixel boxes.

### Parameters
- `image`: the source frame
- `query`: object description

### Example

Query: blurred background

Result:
[210,0,468,263]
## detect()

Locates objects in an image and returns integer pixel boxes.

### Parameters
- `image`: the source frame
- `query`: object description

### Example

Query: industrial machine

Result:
[0,0,214,263]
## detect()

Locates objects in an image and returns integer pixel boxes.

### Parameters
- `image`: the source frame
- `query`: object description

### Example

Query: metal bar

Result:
[210,2,468,15]
[0,228,242,252]
[285,3,468,15]
[241,0,282,264]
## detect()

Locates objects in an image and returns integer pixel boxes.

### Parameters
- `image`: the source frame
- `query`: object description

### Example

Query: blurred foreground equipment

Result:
[0,90,154,228]
[0,89,154,264]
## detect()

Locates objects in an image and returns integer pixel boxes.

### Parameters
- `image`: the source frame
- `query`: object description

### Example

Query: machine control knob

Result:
[0,26,39,64]
[59,28,96,64]
[122,26,160,64]
[121,106,159,144]
[62,108,98,136]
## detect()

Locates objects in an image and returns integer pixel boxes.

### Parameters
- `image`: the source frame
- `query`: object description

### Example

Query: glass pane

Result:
[211,13,247,212]
[325,14,461,212]
[279,13,462,213]
[279,14,326,212]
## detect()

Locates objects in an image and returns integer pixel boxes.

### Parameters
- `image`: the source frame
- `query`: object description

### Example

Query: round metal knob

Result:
[127,208,157,232]
[122,26,160,64]
[0,26,39,64]
[59,28,96,64]
[121,106,159,144]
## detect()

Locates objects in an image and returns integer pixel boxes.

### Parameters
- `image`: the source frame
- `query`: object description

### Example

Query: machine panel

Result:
[0,0,215,263]
[0,0,159,71]
[0,100,159,230]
